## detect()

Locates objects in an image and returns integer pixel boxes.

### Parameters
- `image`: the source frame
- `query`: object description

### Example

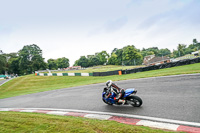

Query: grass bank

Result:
[0,111,177,133]
[0,63,200,99]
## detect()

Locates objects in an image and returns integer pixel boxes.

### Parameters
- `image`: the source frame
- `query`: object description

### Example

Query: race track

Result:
[0,79,10,86]
[0,74,200,123]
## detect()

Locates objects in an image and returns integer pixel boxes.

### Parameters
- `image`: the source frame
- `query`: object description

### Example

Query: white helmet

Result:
[106,80,112,87]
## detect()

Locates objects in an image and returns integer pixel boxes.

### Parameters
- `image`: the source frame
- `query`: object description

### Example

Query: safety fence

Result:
[93,70,120,76]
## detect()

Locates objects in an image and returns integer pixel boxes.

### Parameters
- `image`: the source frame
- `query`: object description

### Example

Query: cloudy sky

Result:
[0,0,200,66]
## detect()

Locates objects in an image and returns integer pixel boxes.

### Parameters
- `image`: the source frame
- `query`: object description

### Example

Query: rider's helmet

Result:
[106,80,112,87]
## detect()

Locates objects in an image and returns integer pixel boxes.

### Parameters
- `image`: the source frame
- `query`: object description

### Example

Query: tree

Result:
[57,57,70,68]
[145,47,159,56]
[177,44,186,57]
[193,39,197,44]
[0,54,7,74]
[115,49,123,65]
[157,48,171,57]
[74,51,109,67]
[107,53,119,65]
[47,59,58,70]
[141,49,154,58]
[18,44,47,74]
[73,60,79,66]
[122,45,143,65]
[76,56,89,67]
[8,57,19,74]
[87,55,100,66]
[193,39,200,50]
[111,48,118,54]
[96,51,109,65]
[32,55,47,71]
[110,48,123,65]
[172,49,179,58]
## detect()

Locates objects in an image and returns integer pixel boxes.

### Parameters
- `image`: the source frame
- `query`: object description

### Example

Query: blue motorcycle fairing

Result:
[124,88,135,98]
[102,92,116,104]
[103,89,135,103]
[102,92,106,97]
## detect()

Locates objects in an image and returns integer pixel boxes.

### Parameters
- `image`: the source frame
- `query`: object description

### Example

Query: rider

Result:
[106,80,125,104]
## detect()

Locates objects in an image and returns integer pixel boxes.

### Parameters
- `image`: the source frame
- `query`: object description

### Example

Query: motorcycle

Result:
[102,87,143,107]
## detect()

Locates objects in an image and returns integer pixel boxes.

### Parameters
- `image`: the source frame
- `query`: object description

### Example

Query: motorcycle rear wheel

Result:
[127,95,142,107]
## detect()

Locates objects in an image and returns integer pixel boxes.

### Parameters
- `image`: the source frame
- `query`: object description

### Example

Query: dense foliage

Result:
[0,44,69,75]
[74,51,109,67]
[0,54,7,74]
[17,44,47,74]
[74,39,200,67]
[47,57,69,70]
[172,39,200,58]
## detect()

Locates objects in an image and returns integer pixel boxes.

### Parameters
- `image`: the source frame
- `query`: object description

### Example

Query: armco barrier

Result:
[93,70,120,76]
[120,57,200,75]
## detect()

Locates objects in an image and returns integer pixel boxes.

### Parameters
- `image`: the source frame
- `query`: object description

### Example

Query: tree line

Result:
[0,39,199,75]
[0,44,69,75]
[74,39,200,67]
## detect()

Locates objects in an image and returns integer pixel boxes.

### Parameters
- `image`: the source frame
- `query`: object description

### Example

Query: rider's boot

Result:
[118,99,125,104]
[115,93,125,104]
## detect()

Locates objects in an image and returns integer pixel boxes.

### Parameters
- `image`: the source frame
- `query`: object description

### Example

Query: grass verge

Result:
[0,63,200,99]
[0,111,177,133]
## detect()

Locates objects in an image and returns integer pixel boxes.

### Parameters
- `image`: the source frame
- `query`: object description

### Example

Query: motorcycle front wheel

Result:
[102,94,113,105]
[102,98,113,105]
[127,95,142,107]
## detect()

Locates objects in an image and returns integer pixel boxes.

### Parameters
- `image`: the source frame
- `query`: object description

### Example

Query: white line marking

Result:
[0,108,12,111]
[136,120,179,131]
[20,110,36,112]
[47,111,68,116]
[84,114,112,120]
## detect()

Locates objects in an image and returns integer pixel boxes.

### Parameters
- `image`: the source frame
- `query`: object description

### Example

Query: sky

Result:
[0,0,200,66]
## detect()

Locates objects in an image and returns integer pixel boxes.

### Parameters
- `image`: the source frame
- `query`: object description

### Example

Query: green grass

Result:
[0,111,178,133]
[44,65,144,73]
[0,63,200,99]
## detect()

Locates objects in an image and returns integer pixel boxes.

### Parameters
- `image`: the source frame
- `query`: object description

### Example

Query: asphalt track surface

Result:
[0,79,10,86]
[0,74,200,123]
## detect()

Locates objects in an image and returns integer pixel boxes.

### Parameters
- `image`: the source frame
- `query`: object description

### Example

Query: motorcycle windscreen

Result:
[124,88,135,98]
